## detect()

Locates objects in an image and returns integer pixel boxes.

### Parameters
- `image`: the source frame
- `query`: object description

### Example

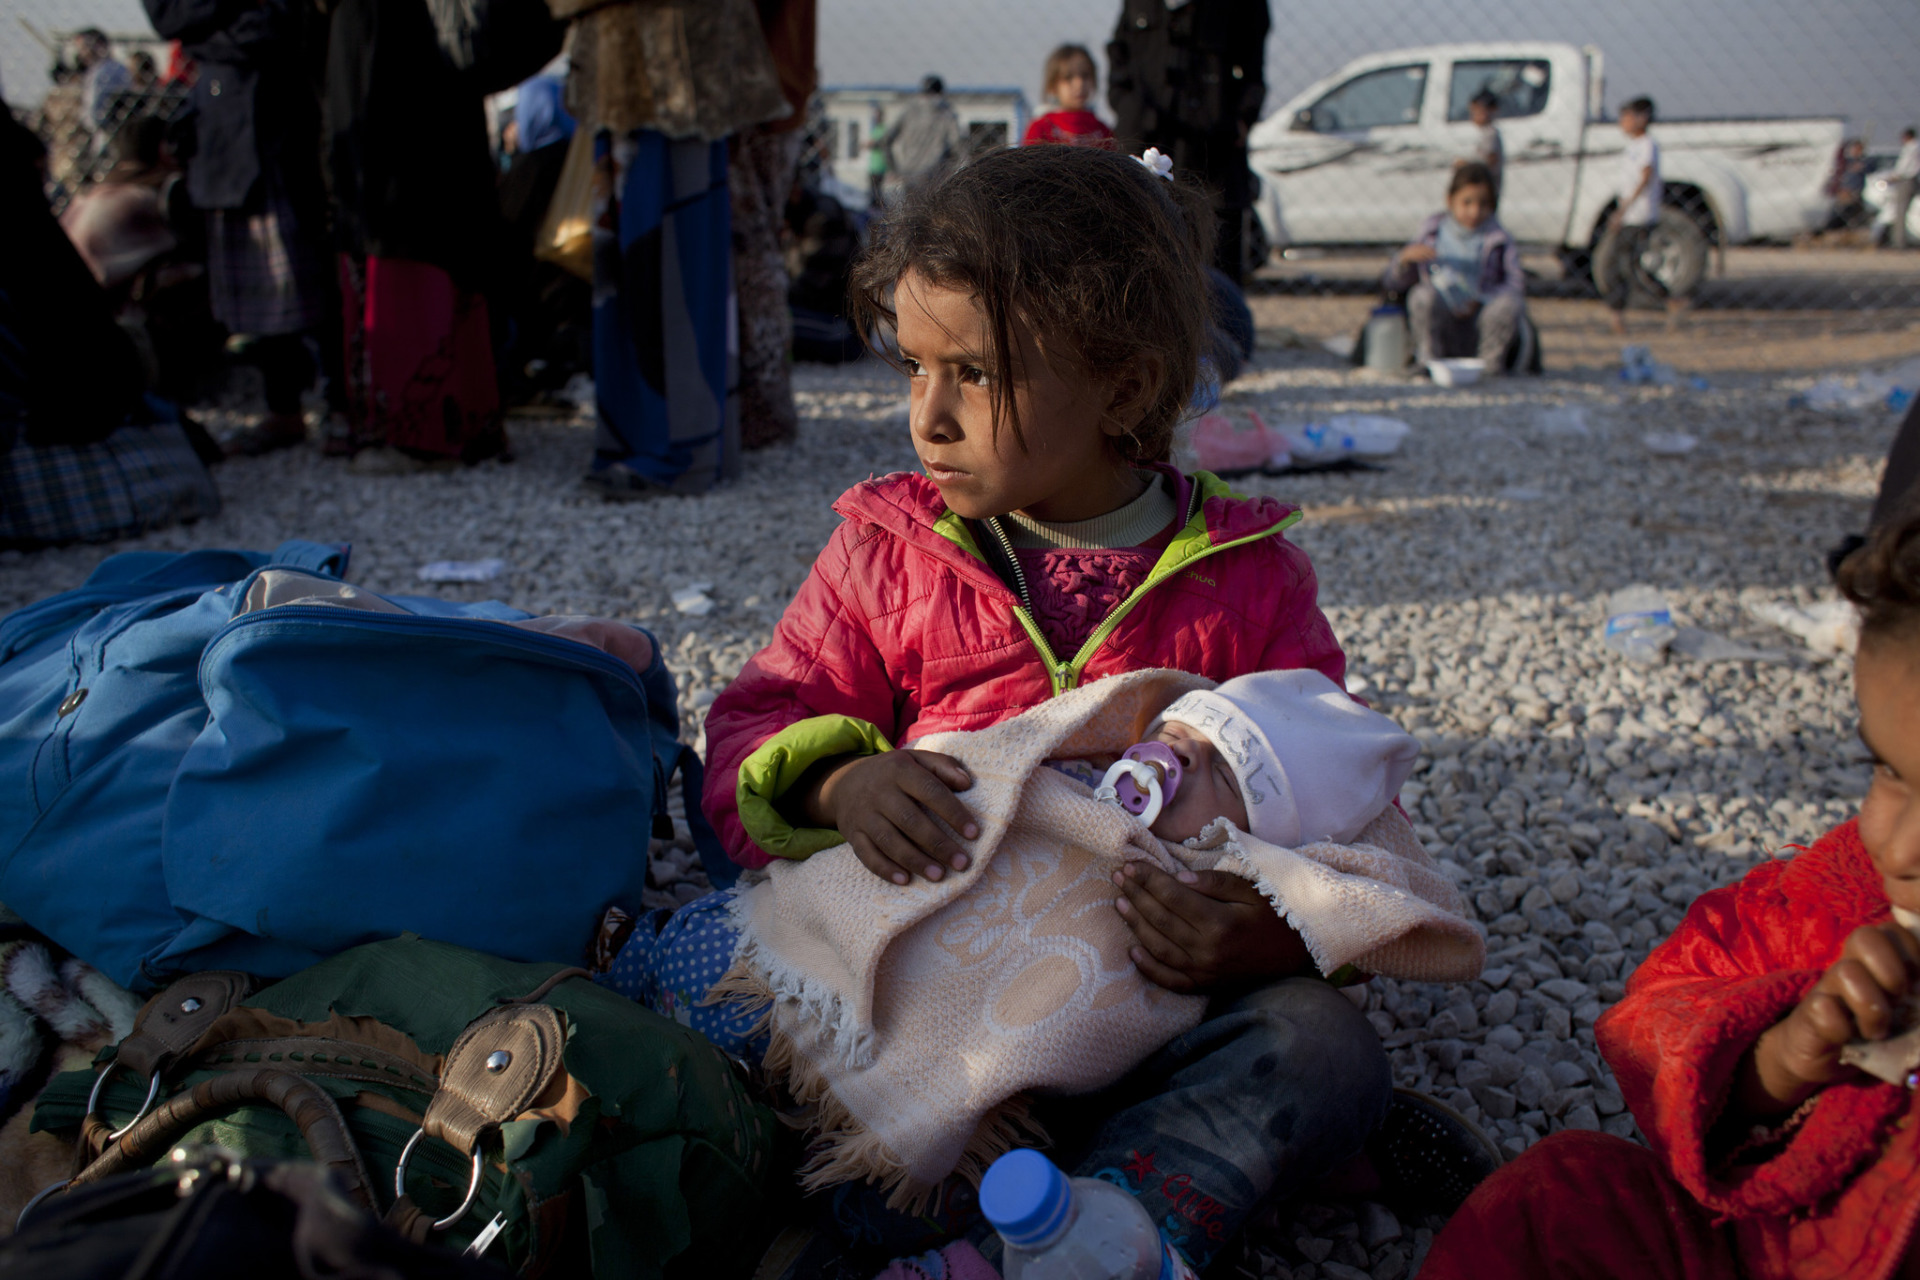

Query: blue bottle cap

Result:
[980,1149,1072,1248]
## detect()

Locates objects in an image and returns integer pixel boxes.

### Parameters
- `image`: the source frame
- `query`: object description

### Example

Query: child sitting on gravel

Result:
[716,666,1479,1204]
[610,667,1481,1269]
[1421,509,1920,1280]
[680,142,1487,1271]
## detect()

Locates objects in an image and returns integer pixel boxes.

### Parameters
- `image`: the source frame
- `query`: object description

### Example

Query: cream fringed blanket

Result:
[723,670,1484,1207]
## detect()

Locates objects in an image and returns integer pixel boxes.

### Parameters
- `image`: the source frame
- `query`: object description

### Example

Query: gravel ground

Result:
[2,337,1912,1278]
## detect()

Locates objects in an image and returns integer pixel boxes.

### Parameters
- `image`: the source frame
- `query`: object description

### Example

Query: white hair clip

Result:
[1135,148,1174,181]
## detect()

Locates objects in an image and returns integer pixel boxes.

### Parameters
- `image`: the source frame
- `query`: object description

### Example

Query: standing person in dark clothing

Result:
[1106,0,1269,284]
[495,73,590,404]
[323,0,560,470]
[142,0,334,456]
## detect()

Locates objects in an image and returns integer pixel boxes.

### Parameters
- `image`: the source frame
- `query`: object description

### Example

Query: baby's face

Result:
[1146,722,1248,842]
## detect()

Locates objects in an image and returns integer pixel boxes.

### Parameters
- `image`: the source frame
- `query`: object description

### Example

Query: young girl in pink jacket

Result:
[654,144,1483,1272]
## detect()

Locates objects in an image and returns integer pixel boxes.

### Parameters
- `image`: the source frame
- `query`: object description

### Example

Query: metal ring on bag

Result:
[86,1064,161,1142]
[15,1179,69,1232]
[393,1128,485,1230]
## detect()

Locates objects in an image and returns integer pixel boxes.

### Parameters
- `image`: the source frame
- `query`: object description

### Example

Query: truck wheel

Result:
[1591,206,1709,308]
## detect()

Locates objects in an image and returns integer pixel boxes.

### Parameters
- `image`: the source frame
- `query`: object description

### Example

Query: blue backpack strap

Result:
[627,631,737,890]
[675,747,738,890]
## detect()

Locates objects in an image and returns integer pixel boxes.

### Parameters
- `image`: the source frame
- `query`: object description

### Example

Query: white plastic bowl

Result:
[1427,358,1485,388]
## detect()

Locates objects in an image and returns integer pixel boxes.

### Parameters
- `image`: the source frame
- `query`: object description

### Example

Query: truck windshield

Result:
[1308,64,1428,132]
[1447,59,1551,121]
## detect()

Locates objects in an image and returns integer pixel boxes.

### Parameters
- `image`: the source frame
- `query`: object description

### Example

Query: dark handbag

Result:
[9,1150,511,1280]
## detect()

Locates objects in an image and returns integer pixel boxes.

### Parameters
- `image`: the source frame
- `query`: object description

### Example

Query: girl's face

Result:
[1052,57,1095,112]
[895,270,1139,523]
[1448,183,1495,231]
[1145,722,1248,843]
[1857,640,1920,913]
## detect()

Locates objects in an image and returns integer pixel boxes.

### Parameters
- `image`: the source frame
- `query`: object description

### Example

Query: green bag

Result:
[31,936,777,1277]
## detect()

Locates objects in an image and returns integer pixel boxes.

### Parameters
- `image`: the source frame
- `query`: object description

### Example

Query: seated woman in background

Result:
[1381,162,1526,374]
[1,113,219,548]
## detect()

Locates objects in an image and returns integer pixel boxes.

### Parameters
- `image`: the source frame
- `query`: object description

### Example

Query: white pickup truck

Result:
[1247,42,1843,297]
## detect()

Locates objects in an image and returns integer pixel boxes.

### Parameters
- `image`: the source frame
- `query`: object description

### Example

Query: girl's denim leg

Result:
[1064,976,1393,1270]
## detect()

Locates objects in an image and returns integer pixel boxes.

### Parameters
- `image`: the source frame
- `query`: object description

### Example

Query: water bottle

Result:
[1363,305,1408,373]
[980,1149,1197,1280]
[1602,584,1676,664]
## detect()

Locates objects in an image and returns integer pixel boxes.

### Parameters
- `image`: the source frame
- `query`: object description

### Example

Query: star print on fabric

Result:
[1123,1150,1158,1184]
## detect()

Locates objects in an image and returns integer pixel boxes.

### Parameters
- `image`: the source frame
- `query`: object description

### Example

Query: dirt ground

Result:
[1251,245,1920,376]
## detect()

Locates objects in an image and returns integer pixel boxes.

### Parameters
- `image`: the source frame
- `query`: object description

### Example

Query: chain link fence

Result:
[6,0,1919,314]
[812,0,1920,321]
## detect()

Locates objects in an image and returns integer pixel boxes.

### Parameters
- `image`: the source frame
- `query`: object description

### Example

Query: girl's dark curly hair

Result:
[1837,508,1920,643]
[849,144,1216,464]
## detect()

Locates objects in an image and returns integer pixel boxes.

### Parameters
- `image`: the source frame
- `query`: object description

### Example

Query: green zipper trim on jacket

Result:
[930,480,1303,698]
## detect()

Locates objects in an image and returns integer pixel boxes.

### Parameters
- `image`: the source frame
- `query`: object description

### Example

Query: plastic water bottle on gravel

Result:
[982,1149,1198,1280]
[1602,584,1677,664]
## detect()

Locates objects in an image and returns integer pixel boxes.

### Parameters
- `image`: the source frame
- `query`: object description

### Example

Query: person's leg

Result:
[1057,977,1392,1271]
[731,126,801,450]
[1406,281,1443,366]
[1893,178,1915,251]
[1420,1131,1739,1280]
[1475,294,1524,369]
[251,333,312,419]
[1605,224,1641,331]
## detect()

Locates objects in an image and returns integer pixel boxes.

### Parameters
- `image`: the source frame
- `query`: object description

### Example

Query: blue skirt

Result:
[589,130,733,492]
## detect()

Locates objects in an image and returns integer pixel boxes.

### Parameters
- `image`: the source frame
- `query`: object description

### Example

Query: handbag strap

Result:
[112,972,256,1083]
[420,1005,566,1156]
[73,1067,377,1211]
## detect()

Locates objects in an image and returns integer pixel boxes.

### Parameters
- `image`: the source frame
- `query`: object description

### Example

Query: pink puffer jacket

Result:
[703,466,1347,867]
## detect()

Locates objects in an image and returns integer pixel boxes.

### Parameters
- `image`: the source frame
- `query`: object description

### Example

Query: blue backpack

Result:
[0,541,731,991]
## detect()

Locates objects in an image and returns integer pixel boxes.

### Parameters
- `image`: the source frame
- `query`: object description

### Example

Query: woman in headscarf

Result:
[323,0,561,470]
[142,0,334,456]
[554,0,790,496]
[1,114,219,547]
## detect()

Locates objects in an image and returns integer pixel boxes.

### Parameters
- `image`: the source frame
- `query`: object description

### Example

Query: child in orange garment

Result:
[1421,510,1920,1280]
[1023,44,1115,149]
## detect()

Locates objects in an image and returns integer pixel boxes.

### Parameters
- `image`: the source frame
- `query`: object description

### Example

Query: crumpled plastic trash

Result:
[1790,358,1920,413]
[1620,345,1708,390]
[1190,410,1290,474]
[417,558,505,583]
[1643,432,1698,456]
[1282,414,1411,468]
[1668,626,1788,664]
[1747,599,1859,657]
[672,583,716,616]
[1536,406,1592,437]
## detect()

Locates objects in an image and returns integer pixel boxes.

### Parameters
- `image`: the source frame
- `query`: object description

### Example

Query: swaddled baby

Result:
[1044,668,1421,849]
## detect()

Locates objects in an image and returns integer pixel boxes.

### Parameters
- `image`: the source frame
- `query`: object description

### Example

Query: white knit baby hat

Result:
[1155,669,1420,847]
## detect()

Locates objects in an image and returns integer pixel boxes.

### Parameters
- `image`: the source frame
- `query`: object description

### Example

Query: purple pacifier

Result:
[1093,741,1183,828]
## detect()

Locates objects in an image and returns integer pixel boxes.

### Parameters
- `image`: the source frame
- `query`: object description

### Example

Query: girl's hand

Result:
[1110,864,1311,993]
[1739,923,1920,1116]
[1399,244,1438,264]
[811,751,978,885]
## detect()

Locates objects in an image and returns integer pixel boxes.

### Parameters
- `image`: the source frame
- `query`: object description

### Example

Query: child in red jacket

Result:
[691,144,1473,1271]
[1422,511,1920,1280]
[1023,44,1116,149]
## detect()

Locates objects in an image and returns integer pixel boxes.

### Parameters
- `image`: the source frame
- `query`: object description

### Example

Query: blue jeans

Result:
[1048,978,1392,1267]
